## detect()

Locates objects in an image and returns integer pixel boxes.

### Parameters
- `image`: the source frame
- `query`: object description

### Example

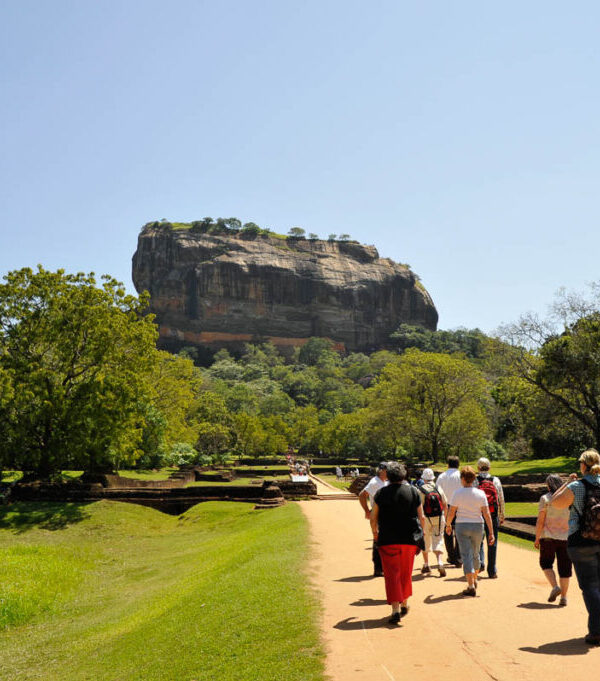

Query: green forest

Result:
[1,266,600,479]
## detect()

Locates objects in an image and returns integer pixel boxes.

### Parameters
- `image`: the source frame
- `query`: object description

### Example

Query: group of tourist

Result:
[360,450,600,647]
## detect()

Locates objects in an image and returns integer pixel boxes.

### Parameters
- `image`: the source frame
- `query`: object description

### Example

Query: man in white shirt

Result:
[436,456,462,566]
[359,463,389,576]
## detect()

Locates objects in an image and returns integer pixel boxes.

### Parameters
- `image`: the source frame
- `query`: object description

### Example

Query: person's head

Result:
[447,456,459,469]
[545,474,563,494]
[386,462,407,484]
[578,449,600,476]
[414,468,423,480]
[422,468,435,483]
[377,462,388,480]
[460,466,477,486]
[477,457,491,472]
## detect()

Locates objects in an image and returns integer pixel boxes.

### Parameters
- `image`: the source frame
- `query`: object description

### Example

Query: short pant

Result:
[539,538,572,577]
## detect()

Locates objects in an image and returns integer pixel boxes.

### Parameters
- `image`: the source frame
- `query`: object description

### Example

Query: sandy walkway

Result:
[299,498,599,681]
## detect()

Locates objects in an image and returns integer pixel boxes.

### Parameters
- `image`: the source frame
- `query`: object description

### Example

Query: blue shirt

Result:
[566,474,600,536]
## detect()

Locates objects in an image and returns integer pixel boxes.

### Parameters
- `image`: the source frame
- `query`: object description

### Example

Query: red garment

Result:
[378,544,418,604]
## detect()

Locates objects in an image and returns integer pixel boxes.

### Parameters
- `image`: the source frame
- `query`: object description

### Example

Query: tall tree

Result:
[368,349,489,461]
[0,267,158,476]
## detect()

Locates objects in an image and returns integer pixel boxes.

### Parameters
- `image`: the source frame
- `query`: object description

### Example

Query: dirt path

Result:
[299,498,599,681]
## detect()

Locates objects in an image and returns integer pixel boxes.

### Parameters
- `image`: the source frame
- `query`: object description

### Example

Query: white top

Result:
[363,476,388,506]
[539,492,569,541]
[436,468,461,503]
[449,487,487,524]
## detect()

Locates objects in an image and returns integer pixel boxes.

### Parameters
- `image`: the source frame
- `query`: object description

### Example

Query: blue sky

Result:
[2,1,599,333]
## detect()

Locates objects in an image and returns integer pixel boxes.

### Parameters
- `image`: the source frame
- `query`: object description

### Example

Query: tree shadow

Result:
[349,598,388,607]
[423,593,468,604]
[334,616,398,630]
[520,638,589,656]
[517,602,558,610]
[0,502,91,533]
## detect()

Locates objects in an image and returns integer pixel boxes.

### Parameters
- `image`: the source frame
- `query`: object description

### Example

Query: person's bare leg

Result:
[559,577,570,599]
[543,568,558,588]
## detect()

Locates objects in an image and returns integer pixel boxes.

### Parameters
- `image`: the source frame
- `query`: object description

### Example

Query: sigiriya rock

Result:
[132,221,438,354]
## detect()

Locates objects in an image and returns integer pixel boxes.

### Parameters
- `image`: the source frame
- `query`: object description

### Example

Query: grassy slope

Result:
[0,501,323,681]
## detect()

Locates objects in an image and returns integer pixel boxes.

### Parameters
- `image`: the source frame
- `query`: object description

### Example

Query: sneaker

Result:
[462,587,476,597]
[437,565,446,577]
[584,634,600,646]
[548,586,561,603]
[559,597,568,607]
[388,612,401,625]
[421,565,431,574]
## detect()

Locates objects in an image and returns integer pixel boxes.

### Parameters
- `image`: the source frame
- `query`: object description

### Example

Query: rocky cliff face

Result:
[132,224,438,353]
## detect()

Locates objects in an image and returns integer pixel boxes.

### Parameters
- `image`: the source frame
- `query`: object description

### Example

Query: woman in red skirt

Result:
[370,461,425,624]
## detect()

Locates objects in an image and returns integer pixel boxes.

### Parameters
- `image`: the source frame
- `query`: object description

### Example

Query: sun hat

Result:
[422,468,435,482]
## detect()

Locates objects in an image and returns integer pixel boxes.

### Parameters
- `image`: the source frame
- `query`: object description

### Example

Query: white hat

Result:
[422,468,435,482]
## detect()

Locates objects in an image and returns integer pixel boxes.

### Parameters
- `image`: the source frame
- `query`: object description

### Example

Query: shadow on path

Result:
[517,602,558,610]
[520,638,589,656]
[423,593,467,604]
[334,616,397,630]
[335,574,378,583]
[0,502,91,533]
[350,598,387,607]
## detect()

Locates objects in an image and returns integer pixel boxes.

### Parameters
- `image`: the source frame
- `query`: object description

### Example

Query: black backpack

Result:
[580,479,600,542]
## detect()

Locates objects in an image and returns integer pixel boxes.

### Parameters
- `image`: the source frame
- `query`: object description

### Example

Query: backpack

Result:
[422,484,444,518]
[477,475,499,515]
[580,479,600,542]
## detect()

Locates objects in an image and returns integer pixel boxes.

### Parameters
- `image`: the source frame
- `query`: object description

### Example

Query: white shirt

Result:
[436,468,461,503]
[363,475,388,506]
[449,487,487,524]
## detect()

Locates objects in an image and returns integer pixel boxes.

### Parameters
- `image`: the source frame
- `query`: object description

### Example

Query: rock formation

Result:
[132,222,438,353]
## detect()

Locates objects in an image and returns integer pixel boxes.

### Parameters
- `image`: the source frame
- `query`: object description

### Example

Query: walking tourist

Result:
[549,449,600,646]
[359,463,388,576]
[445,466,495,596]
[436,456,462,566]
[534,474,571,606]
[475,457,505,578]
[370,461,425,624]
[419,468,447,577]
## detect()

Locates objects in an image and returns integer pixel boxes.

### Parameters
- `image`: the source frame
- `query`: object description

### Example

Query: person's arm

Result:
[359,488,371,518]
[445,505,457,532]
[534,507,547,550]
[370,502,379,541]
[550,474,577,509]
[417,503,425,528]
[482,506,495,544]
[495,478,505,525]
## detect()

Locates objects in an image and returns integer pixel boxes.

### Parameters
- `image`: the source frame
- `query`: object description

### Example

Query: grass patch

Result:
[498,532,535,552]
[432,456,577,476]
[505,502,538,517]
[118,468,179,481]
[0,501,323,681]
[317,474,352,491]
[187,477,260,487]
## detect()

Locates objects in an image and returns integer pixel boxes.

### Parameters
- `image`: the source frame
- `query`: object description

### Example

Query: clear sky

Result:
[2,1,599,334]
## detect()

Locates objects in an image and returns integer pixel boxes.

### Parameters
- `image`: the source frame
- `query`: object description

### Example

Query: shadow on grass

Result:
[334,616,397,630]
[0,502,91,533]
[520,638,589,656]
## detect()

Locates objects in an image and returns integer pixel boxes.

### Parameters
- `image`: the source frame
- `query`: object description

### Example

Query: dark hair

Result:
[447,456,459,469]
[545,474,563,494]
[378,462,388,470]
[460,466,476,485]
[386,462,407,483]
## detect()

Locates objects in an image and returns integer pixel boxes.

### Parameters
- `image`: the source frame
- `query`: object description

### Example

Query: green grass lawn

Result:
[460,456,577,476]
[316,473,353,492]
[504,502,538,517]
[117,467,179,480]
[0,500,323,681]
[187,477,261,487]
[498,532,535,551]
